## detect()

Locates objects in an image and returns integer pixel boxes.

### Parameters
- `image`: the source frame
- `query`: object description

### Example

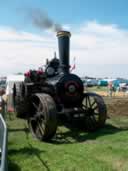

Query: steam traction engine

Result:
[13,31,107,141]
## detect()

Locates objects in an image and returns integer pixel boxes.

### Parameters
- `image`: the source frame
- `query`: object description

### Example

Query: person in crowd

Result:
[108,81,113,97]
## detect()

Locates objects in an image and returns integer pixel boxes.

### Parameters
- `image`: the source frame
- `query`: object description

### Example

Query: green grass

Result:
[7,114,128,171]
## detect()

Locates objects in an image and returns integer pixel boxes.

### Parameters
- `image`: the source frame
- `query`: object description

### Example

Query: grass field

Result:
[7,112,128,171]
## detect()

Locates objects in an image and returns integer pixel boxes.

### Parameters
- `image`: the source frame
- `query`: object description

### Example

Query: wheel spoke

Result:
[93,105,98,110]
[93,112,99,115]
[37,120,45,135]
[91,100,96,108]
[82,104,87,110]
[38,102,42,112]
[32,99,45,137]
[32,102,38,110]
[35,125,41,137]
[85,96,88,107]
[87,96,91,107]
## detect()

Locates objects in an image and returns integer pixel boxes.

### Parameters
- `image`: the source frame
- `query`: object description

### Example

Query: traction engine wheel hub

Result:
[65,81,78,95]
[68,84,76,93]
[56,74,84,107]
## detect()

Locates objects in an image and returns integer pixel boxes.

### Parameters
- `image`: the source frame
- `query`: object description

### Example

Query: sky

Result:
[0,0,128,78]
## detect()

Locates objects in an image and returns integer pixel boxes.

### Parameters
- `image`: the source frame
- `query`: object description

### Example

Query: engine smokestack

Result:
[57,31,71,74]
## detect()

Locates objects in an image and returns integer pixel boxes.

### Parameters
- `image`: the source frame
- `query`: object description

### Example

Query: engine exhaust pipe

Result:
[57,31,71,74]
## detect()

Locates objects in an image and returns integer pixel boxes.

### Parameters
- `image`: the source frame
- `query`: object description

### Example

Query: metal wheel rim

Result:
[82,93,106,129]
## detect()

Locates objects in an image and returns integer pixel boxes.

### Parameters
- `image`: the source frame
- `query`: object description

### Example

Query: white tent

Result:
[4,74,24,112]
[6,75,24,95]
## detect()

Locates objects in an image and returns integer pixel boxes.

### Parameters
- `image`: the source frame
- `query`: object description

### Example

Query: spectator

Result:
[108,81,113,97]
[112,84,116,96]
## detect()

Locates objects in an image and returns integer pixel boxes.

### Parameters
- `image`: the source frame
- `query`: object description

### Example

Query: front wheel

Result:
[82,92,107,131]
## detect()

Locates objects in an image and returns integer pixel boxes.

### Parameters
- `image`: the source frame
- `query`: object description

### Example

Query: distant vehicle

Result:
[0,80,6,89]
[119,83,128,92]
[86,79,98,87]
[81,79,87,87]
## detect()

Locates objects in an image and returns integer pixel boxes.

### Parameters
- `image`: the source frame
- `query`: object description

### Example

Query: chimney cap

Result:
[57,31,71,38]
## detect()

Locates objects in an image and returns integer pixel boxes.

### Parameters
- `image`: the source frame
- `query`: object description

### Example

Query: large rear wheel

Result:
[28,93,57,141]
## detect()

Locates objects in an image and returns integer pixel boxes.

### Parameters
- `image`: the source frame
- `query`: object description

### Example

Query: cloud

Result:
[0,21,128,77]
[71,21,128,65]
[0,27,57,75]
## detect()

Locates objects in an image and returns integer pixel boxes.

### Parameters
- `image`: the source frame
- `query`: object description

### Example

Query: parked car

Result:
[86,79,98,87]
[119,83,128,92]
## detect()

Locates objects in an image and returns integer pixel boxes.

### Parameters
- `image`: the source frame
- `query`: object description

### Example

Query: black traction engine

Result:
[13,31,107,141]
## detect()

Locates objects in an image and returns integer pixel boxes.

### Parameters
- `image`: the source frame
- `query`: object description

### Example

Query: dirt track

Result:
[103,96,128,116]
[87,90,128,116]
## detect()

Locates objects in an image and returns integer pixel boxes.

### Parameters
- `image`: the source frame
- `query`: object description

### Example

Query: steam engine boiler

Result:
[13,31,107,141]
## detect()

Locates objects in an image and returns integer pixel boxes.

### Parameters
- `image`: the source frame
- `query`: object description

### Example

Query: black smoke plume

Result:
[28,8,62,32]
